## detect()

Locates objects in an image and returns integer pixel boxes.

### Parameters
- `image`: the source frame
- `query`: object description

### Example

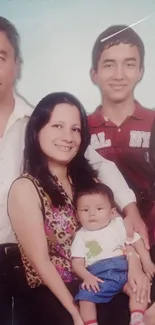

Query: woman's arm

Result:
[8,178,81,321]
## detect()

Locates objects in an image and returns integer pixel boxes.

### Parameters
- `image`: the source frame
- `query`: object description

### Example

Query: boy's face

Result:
[91,43,143,103]
[77,193,116,231]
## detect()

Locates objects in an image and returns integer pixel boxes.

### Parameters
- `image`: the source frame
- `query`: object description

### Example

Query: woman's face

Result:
[38,103,81,165]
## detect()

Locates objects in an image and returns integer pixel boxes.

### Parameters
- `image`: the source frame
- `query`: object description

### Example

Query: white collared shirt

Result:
[0,94,32,244]
[85,145,136,210]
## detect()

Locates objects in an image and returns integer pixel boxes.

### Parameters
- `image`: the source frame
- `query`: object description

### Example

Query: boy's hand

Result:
[124,214,149,250]
[142,256,155,280]
[81,273,104,293]
[128,268,151,303]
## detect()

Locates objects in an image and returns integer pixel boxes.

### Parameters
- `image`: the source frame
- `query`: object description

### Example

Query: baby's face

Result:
[77,193,115,231]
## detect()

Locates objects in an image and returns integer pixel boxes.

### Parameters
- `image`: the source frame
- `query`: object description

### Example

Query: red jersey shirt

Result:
[88,101,155,245]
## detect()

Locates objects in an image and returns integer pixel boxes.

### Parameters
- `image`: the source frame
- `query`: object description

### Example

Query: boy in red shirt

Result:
[88,25,155,323]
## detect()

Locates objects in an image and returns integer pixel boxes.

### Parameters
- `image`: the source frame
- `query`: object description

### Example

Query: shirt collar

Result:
[4,94,33,134]
[91,100,145,127]
[131,101,146,120]
[12,93,33,119]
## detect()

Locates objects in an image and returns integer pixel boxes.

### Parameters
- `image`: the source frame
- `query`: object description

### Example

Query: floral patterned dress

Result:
[17,173,80,288]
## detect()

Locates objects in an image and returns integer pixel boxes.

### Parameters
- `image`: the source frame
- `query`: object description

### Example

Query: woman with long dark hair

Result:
[8,92,149,325]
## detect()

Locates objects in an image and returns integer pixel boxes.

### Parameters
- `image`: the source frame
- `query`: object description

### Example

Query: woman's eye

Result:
[72,128,81,133]
[52,124,62,128]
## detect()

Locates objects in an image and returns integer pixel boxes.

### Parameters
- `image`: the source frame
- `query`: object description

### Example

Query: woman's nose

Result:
[62,129,73,142]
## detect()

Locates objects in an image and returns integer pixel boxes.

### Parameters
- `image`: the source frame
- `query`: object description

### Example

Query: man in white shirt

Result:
[0,17,32,325]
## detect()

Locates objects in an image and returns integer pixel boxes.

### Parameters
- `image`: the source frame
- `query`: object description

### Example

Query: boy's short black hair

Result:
[92,25,145,71]
[75,182,115,208]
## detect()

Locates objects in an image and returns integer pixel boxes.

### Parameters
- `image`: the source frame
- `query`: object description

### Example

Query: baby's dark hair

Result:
[75,182,115,208]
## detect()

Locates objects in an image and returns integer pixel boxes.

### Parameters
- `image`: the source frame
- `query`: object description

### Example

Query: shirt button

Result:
[118,128,121,132]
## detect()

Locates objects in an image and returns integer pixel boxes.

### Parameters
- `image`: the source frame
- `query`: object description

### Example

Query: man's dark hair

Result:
[75,182,115,208]
[0,16,22,63]
[92,25,145,71]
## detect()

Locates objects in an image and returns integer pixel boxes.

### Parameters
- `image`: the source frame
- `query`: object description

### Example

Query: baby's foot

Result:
[130,321,145,325]
[130,320,145,325]
[130,310,146,325]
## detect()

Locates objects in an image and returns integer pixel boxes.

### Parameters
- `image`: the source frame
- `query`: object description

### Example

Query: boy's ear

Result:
[90,67,98,85]
[111,207,117,219]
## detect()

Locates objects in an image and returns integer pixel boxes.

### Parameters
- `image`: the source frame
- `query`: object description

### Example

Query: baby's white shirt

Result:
[71,217,140,267]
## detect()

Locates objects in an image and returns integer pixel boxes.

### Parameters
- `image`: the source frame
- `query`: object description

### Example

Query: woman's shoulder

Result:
[10,173,40,198]
[8,175,43,222]
[9,173,51,211]
[20,172,39,183]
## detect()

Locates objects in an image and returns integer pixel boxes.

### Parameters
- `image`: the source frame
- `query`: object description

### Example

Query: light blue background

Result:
[1,0,155,111]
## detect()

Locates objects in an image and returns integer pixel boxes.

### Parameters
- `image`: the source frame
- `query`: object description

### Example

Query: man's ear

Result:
[14,57,23,84]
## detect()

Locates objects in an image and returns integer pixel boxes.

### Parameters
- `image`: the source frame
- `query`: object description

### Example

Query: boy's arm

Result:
[133,238,149,261]
[85,145,136,210]
[133,239,155,279]
[124,222,152,273]
[71,231,91,280]
[126,245,150,303]
[71,233,103,292]
[72,257,92,280]
[72,257,103,292]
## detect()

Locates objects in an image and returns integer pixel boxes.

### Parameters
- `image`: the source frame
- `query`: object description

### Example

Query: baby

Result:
[71,183,155,325]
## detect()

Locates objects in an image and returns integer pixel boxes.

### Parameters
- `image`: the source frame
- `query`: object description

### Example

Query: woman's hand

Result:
[72,309,84,325]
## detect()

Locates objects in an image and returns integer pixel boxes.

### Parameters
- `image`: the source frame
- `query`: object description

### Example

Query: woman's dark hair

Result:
[24,92,97,207]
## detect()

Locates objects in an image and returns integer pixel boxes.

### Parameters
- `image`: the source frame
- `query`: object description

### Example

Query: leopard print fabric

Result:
[17,173,80,288]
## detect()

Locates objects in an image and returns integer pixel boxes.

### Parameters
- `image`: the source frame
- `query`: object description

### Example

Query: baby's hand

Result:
[81,273,104,293]
[142,256,155,280]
